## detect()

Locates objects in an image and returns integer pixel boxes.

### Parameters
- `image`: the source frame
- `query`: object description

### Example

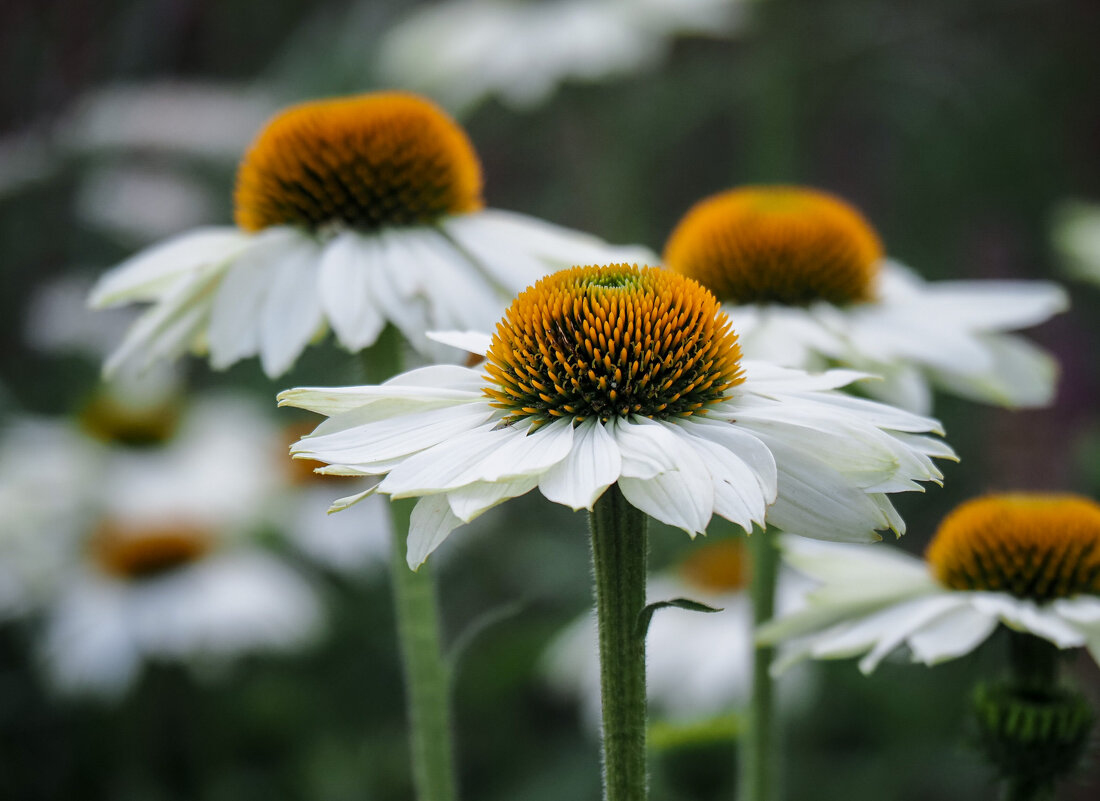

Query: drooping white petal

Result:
[906,604,1000,666]
[913,280,1068,332]
[89,226,247,307]
[207,228,305,369]
[426,329,494,357]
[407,493,465,569]
[260,236,325,377]
[446,475,539,521]
[928,333,1059,409]
[538,418,622,510]
[318,231,387,352]
[969,594,1088,648]
[277,365,486,416]
[856,595,971,673]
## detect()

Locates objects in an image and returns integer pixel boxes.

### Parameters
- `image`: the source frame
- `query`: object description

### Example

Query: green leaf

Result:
[636,597,722,639]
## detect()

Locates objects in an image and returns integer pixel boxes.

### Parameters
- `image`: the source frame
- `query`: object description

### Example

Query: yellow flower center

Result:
[234,92,483,233]
[678,540,749,594]
[484,265,744,427]
[91,520,213,581]
[926,494,1100,602]
[78,391,182,447]
[663,186,883,306]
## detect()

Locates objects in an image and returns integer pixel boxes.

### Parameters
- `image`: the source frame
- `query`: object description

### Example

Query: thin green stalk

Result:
[389,497,457,801]
[739,530,780,801]
[363,329,457,801]
[589,485,649,801]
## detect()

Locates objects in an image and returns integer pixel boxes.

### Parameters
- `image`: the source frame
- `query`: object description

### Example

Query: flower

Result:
[544,539,809,726]
[758,494,1100,675]
[378,0,749,114]
[280,263,954,569]
[664,186,1068,413]
[89,92,653,378]
[0,393,322,696]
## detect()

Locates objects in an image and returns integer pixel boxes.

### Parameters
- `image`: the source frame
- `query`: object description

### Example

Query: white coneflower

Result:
[89,92,652,378]
[665,186,1067,413]
[760,494,1100,674]
[281,263,954,569]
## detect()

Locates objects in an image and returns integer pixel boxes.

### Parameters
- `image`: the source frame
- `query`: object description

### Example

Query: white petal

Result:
[539,418,622,510]
[89,226,246,306]
[446,475,539,521]
[856,596,971,673]
[260,237,325,377]
[318,231,387,351]
[278,364,486,416]
[916,280,1068,331]
[679,418,778,500]
[207,228,303,369]
[969,594,1087,648]
[928,333,1059,408]
[906,604,999,666]
[859,364,933,415]
[407,494,464,569]
[426,330,494,357]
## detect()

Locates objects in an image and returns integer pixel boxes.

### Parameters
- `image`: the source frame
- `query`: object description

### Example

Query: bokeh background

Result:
[2,0,1100,798]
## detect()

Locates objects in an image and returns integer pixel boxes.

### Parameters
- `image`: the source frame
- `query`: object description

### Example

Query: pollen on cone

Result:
[926,494,1100,602]
[235,92,483,233]
[664,186,883,306]
[484,264,744,427]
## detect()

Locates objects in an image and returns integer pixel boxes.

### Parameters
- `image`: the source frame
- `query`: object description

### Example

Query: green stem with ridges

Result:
[739,529,780,801]
[363,329,457,801]
[589,485,649,801]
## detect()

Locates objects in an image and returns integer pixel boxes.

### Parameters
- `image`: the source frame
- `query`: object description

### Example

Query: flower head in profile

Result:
[544,539,810,727]
[665,186,1068,413]
[90,92,651,378]
[280,263,954,569]
[759,494,1100,675]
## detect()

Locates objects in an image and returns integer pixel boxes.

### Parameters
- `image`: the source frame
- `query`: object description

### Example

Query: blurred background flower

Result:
[3,0,1100,798]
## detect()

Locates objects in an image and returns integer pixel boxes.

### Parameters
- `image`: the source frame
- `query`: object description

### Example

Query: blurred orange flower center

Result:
[91,520,213,580]
[484,264,744,427]
[678,539,749,594]
[78,391,181,447]
[926,494,1100,602]
[235,92,484,233]
[664,186,883,306]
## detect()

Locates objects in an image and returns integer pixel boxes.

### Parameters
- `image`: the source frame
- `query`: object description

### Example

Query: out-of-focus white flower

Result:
[665,186,1068,414]
[0,132,54,197]
[544,539,804,726]
[378,0,751,114]
[90,92,653,378]
[0,393,322,697]
[1052,200,1100,282]
[281,264,954,570]
[759,495,1100,675]
[61,81,278,162]
[75,165,218,244]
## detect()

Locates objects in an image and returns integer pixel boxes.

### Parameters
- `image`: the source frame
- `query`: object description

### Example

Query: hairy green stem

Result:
[589,485,649,801]
[363,330,457,801]
[739,530,780,801]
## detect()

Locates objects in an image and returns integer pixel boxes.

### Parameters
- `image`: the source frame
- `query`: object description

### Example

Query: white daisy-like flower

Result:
[664,186,1068,414]
[280,264,955,570]
[544,539,809,727]
[0,394,322,697]
[378,0,749,114]
[1052,199,1100,282]
[759,494,1100,675]
[89,91,653,379]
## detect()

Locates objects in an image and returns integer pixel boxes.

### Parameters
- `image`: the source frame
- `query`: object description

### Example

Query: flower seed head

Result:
[235,92,483,233]
[484,264,744,427]
[664,186,883,306]
[91,520,213,581]
[927,494,1100,602]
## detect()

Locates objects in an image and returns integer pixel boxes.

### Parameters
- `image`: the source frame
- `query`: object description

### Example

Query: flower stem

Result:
[363,329,457,801]
[589,485,649,801]
[389,496,458,801]
[739,530,780,801]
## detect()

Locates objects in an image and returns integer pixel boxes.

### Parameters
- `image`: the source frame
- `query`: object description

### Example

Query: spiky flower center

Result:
[234,92,483,233]
[664,186,883,306]
[484,264,744,427]
[678,540,749,594]
[91,520,212,581]
[926,494,1100,602]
